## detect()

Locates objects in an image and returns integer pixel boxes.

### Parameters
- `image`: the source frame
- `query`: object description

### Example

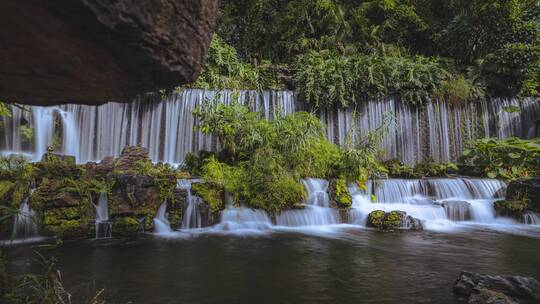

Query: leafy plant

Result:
[461,137,540,180]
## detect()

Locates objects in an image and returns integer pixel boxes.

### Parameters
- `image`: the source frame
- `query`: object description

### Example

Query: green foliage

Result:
[1,251,105,304]
[191,35,283,90]
[333,176,352,208]
[217,0,539,100]
[191,182,224,213]
[413,159,458,178]
[194,103,386,211]
[0,102,11,117]
[293,50,456,107]
[461,137,540,180]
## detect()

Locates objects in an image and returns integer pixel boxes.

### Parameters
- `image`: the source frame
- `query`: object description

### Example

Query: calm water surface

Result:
[6,227,540,304]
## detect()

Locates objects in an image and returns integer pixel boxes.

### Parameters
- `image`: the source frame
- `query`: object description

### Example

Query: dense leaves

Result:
[206,0,540,107]
[190,102,387,211]
[461,137,540,180]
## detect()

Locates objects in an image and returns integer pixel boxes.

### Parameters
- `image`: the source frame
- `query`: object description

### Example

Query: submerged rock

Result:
[454,271,540,304]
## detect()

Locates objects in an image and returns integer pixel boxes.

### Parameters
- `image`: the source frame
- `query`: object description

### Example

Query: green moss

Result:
[367,210,386,228]
[333,177,352,208]
[383,211,405,230]
[113,216,140,235]
[494,199,529,218]
[44,207,80,225]
[45,219,88,239]
[192,183,224,213]
[0,180,14,203]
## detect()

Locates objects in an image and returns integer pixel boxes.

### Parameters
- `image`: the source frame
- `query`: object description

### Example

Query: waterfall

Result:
[11,198,38,239]
[1,92,537,165]
[349,178,506,228]
[211,191,273,232]
[178,179,205,229]
[275,178,339,227]
[153,200,172,234]
[522,212,540,225]
[94,193,112,239]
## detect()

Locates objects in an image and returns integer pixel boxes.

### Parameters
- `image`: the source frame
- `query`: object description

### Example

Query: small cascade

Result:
[94,193,112,239]
[522,212,540,225]
[275,178,339,227]
[153,200,172,234]
[349,178,506,228]
[11,198,38,239]
[178,179,205,229]
[213,192,273,232]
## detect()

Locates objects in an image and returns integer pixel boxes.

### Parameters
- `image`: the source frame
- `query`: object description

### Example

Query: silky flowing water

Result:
[5,228,540,303]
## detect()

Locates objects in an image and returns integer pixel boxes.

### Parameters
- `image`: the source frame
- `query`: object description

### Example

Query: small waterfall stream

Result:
[275,179,339,227]
[11,198,38,239]
[94,193,112,239]
[153,200,172,234]
[178,179,205,229]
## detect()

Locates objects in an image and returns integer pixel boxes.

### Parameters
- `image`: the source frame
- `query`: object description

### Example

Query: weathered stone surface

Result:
[506,178,540,212]
[454,271,540,304]
[116,146,150,171]
[366,210,423,231]
[0,0,219,105]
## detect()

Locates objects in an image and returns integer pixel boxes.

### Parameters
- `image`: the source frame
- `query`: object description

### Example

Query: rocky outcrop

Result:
[454,271,540,304]
[366,210,423,231]
[495,178,540,221]
[0,0,219,105]
[506,178,540,212]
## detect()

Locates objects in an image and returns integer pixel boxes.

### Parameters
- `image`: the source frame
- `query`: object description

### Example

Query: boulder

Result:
[116,146,150,171]
[454,271,540,304]
[506,178,540,212]
[0,0,219,105]
[366,210,423,231]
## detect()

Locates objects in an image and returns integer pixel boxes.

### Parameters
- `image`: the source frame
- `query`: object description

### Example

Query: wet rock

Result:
[366,210,423,231]
[96,156,117,175]
[454,271,540,304]
[506,178,540,213]
[366,210,386,228]
[116,146,150,171]
[0,0,219,105]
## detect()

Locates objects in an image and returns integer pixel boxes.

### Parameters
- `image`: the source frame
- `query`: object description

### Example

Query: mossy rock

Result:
[367,210,386,228]
[383,211,405,230]
[44,219,89,239]
[494,199,529,219]
[113,216,141,235]
[330,177,352,208]
[0,180,14,204]
[44,207,81,225]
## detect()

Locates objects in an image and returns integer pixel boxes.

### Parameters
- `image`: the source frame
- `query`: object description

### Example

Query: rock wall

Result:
[0,0,219,105]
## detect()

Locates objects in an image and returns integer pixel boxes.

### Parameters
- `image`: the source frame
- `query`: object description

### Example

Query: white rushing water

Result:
[153,200,173,234]
[1,91,538,165]
[178,179,206,229]
[275,179,339,227]
[348,178,507,230]
[11,198,38,239]
[94,193,112,239]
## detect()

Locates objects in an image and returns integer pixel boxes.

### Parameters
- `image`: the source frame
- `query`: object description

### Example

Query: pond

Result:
[6,226,540,304]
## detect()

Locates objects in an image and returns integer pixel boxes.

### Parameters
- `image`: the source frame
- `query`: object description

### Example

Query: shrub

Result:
[461,137,540,180]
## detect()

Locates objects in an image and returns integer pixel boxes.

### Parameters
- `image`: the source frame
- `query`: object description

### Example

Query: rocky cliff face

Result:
[0,0,219,105]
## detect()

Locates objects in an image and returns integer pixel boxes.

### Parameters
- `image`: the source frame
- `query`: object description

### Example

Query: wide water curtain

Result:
[0,91,538,164]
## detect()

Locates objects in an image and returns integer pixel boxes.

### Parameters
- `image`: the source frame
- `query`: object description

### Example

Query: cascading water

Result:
[1,91,538,165]
[212,192,273,232]
[522,212,540,225]
[275,179,339,227]
[94,193,112,239]
[153,200,172,234]
[349,178,507,229]
[178,179,206,229]
[11,198,38,239]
